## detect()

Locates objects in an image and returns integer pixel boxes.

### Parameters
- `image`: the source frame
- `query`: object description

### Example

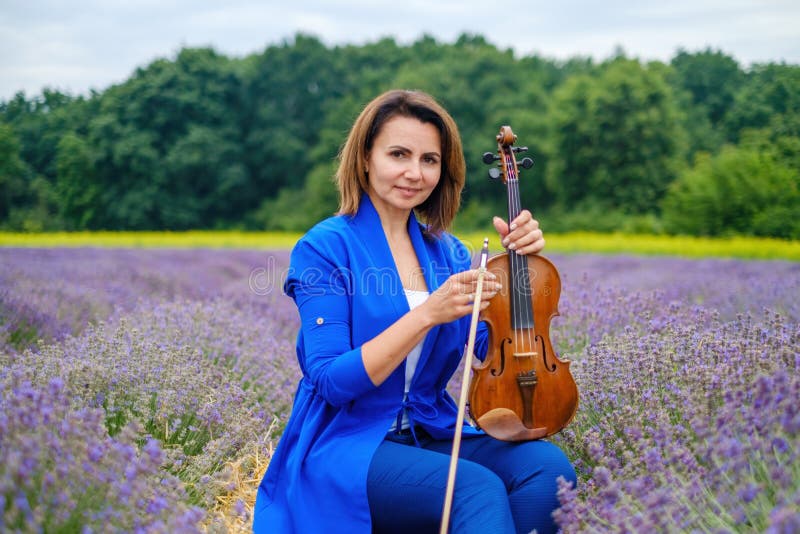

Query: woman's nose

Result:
[405,160,423,180]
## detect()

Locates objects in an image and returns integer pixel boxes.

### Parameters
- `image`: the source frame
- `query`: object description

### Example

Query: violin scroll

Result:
[497,125,516,146]
[483,126,535,179]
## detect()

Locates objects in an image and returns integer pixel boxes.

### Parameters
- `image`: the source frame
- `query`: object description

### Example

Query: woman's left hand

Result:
[492,210,545,255]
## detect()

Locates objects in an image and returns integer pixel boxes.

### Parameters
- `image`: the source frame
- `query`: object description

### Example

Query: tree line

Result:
[1,33,798,238]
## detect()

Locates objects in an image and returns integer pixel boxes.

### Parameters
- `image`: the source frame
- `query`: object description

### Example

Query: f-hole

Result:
[536,334,555,372]
[492,337,512,376]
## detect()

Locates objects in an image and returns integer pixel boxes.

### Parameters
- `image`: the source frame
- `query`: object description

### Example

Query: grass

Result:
[2,230,798,260]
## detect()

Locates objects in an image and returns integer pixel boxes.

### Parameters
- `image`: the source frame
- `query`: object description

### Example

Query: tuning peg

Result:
[488,167,502,180]
[512,146,528,154]
[518,157,534,169]
[482,152,500,164]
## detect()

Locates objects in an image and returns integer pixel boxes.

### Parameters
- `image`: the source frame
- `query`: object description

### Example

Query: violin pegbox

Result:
[482,125,534,180]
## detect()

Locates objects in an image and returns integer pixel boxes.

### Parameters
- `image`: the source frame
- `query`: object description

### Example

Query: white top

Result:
[391,288,429,431]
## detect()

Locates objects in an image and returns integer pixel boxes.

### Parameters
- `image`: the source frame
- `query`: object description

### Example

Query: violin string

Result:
[505,152,521,358]
[516,168,534,359]
[506,151,535,359]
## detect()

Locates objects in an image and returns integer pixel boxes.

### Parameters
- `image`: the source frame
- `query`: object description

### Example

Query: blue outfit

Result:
[368,430,574,534]
[253,194,574,533]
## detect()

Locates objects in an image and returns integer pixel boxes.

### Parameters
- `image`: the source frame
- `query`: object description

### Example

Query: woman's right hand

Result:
[362,269,501,386]
[418,269,502,326]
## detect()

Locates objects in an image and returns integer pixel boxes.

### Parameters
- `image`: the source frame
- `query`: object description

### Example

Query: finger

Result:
[453,270,499,289]
[514,237,546,256]
[474,271,497,284]
[509,228,543,249]
[474,280,502,299]
[511,209,534,228]
[477,279,502,293]
[480,288,498,301]
[507,226,543,252]
[503,225,534,249]
[493,216,509,239]
[451,269,481,282]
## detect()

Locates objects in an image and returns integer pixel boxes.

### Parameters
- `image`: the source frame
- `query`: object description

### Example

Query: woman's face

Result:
[365,115,442,221]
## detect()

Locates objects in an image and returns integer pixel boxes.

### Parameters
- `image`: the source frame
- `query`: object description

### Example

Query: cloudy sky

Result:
[2,0,799,101]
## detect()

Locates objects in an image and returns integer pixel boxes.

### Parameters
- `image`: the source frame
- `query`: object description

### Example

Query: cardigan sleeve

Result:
[284,238,377,407]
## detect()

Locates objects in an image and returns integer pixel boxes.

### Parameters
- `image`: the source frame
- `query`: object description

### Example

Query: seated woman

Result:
[253,89,576,534]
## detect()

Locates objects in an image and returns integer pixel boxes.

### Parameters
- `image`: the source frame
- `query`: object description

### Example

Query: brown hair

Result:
[336,89,466,235]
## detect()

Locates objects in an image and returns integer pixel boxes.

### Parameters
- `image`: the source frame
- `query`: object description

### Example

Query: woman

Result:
[253,89,575,533]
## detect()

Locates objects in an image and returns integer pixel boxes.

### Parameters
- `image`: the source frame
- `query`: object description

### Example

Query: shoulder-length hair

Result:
[336,89,466,235]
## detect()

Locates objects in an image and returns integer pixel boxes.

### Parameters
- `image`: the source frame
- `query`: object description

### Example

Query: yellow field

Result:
[0,230,303,250]
[1,230,798,260]
[459,231,800,260]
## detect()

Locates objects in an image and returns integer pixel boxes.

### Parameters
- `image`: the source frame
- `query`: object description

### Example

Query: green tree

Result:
[547,58,687,215]
[0,124,28,221]
[86,47,246,229]
[671,48,744,126]
[250,159,339,231]
[0,120,60,231]
[161,125,247,228]
[669,49,744,156]
[725,63,800,142]
[662,144,799,238]
[87,109,161,229]
[55,132,99,229]
[243,34,344,201]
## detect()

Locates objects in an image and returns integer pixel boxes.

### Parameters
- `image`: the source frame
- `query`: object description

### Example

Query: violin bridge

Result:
[513,351,538,358]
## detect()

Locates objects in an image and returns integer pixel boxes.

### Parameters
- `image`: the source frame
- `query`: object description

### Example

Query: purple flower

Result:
[87,444,104,463]
[767,504,800,534]
[738,483,760,503]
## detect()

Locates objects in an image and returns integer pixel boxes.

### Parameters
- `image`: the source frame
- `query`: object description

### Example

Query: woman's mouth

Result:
[396,186,421,197]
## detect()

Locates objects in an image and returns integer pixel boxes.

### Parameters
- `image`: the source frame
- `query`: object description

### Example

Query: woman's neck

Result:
[367,191,412,243]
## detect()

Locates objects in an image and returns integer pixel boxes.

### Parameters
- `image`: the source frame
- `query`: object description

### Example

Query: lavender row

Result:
[0,248,292,354]
[2,248,798,355]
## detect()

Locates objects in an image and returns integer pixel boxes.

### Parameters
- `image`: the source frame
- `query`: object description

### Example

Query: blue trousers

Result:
[367,429,576,534]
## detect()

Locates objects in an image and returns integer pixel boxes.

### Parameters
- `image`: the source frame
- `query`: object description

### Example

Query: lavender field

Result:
[1,247,798,532]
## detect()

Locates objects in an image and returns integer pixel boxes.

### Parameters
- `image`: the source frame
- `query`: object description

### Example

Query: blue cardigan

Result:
[253,195,487,533]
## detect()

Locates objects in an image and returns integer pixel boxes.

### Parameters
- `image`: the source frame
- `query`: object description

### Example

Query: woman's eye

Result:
[390,150,405,158]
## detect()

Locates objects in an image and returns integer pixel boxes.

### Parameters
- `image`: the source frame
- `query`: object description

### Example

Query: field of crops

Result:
[1,236,798,532]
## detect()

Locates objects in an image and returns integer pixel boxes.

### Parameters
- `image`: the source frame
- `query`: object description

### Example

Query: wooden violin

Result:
[468,126,579,441]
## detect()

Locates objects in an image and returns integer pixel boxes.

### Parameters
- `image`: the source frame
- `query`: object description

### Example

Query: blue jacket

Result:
[253,194,487,533]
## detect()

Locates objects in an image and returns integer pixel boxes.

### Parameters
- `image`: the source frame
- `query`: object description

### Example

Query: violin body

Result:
[468,126,578,441]
[469,253,578,440]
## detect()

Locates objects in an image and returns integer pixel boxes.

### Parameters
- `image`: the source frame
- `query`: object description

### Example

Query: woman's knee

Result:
[454,461,508,504]
[450,462,515,533]
[506,440,576,492]
[543,442,577,487]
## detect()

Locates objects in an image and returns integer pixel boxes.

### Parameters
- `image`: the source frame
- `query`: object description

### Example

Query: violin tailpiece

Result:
[517,370,538,429]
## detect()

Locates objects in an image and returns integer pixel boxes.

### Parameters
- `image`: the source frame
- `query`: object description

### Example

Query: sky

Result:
[2,0,799,102]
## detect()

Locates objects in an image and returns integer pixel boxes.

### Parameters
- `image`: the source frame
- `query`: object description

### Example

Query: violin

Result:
[467,126,579,441]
